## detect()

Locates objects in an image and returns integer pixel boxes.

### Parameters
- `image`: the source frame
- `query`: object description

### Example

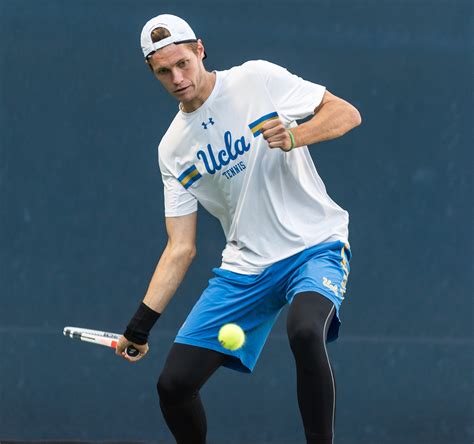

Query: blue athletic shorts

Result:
[175,240,351,373]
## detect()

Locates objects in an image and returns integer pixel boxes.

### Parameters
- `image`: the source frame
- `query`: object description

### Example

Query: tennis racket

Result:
[63,326,140,357]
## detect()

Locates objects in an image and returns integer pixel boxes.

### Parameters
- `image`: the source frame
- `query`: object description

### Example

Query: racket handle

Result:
[125,346,140,357]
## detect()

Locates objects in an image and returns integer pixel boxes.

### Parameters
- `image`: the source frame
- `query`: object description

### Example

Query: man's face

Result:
[147,42,206,105]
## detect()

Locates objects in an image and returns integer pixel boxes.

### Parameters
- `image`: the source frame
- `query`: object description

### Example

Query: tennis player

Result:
[116,14,361,444]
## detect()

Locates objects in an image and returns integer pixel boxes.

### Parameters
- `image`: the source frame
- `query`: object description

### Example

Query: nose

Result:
[171,68,184,86]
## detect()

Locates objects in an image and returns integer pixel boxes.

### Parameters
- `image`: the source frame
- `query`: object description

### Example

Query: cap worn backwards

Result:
[140,14,198,59]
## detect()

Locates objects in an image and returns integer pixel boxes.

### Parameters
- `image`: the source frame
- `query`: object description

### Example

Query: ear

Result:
[197,39,206,60]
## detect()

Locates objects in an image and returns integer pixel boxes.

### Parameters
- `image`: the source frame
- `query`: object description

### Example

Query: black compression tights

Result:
[157,291,336,444]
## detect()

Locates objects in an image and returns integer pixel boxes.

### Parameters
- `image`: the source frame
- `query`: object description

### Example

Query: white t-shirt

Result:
[158,60,349,274]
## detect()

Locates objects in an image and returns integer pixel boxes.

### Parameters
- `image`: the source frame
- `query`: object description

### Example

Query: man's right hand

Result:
[115,335,149,363]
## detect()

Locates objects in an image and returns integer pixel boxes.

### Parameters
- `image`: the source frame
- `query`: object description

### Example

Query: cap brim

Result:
[145,39,208,60]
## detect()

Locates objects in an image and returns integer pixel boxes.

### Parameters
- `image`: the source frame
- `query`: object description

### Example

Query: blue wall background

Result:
[0,1,472,443]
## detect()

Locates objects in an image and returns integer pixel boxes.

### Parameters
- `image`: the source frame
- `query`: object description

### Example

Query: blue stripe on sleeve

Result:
[177,165,197,182]
[248,111,279,130]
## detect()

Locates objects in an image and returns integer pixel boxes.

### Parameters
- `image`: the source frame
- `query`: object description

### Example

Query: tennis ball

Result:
[218,323,245,351]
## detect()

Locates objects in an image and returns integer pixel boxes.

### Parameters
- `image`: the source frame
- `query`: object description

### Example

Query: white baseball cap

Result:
[140,14,203,60]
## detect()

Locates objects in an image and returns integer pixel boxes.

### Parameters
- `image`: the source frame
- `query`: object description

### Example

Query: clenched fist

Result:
[115,335,149,363]
[261,118,295,152]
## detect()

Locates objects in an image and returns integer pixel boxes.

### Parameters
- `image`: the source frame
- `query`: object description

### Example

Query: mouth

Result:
[175,85,190,94]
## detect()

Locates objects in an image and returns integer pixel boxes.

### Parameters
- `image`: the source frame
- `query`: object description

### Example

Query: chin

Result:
[180,93,197,104]
[174,89,191,101]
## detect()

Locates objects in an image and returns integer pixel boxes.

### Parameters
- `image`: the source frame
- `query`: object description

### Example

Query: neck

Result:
[181,71,216,113]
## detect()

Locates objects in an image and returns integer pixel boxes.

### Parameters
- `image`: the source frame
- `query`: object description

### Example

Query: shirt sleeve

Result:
[252,60,326,122]
[160,160,198,218]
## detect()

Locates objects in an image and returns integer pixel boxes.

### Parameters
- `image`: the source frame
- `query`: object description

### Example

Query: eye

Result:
[177,60,188,68]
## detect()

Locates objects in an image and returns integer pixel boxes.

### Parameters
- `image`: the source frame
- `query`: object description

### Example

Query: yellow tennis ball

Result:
[218,323,245,351]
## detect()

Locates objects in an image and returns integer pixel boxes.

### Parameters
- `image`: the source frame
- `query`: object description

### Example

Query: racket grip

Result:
[125,346,140,357]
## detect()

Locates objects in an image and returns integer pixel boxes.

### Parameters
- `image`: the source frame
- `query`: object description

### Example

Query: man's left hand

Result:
[261,118,292,152]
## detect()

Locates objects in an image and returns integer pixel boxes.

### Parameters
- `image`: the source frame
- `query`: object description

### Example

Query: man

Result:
[116,13,361,444]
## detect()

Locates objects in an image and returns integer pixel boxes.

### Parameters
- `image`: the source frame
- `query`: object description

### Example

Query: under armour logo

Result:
[202,117,215,130]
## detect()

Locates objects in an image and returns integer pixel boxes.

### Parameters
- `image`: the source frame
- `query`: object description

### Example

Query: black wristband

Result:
[124,302,161,345]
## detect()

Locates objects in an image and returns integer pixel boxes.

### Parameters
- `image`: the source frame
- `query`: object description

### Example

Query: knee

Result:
[157,371,197,405]
[287,321,326,353]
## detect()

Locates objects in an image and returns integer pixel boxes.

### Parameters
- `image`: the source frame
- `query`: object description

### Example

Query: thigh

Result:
[285,242,350,307]
[286,291,335,341]
[287,290,341,343]
[158,343,227,401]
[162,343,226,388]
[175,267,285,373]
[284,242,350,342]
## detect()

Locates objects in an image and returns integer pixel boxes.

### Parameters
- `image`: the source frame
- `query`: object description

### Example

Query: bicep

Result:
[162,174,198,217]
[315,90,337,112]
[314,90,356,113]
[165,212,197,251]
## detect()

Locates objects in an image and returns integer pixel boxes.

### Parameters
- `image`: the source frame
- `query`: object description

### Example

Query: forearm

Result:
[121,243,195,347]
[292,100,361,147]
[142,243,196,313]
